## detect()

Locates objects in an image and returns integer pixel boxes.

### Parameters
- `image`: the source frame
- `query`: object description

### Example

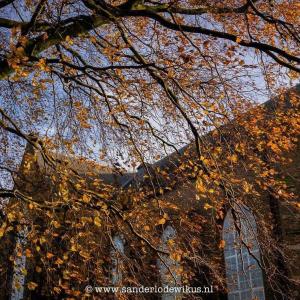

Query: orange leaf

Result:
[46,252,54,259]
[27,282,38,290]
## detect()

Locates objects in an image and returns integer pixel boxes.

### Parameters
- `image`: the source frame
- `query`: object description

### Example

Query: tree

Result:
[0,0,299,298]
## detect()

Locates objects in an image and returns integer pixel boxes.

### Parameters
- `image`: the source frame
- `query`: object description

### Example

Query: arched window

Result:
[111,234,125,286]
[157,225,182,300]
[223,206,265,300]
[10,227,28,300]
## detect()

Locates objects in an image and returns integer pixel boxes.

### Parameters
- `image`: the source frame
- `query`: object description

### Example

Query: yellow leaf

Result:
[75,183,81,189]
[51,221,60,228]
[167,239,175,246]
[81,216,92,225]
[242,181,251,193]
[70,244,77,252]
[143,225,150,231]
[21,268,27,275]
[39,236,46,244]
[200,156,210,165]
[101,203,108,211]
[204,203,213,210]
[157,218,166,225]
[65,35,73,45]
[196,178,206,193]
[228,154,238,163]
[175,253,181,262]
[170,252,181,262]
[15,282,21,290]
[82,194,91,203]
[94,216,101,227]
[7,212,15,222]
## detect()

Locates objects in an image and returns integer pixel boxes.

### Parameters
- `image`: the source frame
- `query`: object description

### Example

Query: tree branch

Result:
[123,9,300,66]
[0,0,299,80]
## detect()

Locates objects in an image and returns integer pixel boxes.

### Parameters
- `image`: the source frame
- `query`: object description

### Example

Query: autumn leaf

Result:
[242,181,252,193]
[204,203,213,210]
[94,216,101,227]
[39,236,46,244]
[46,252,54,259]
[81,216,92,225]
[82,194,91,203]
[157,218,166,225]
[79,250,90,259]
[167,239,175,247]
[27,282,38,291]
[170,252,181,262]
[70,244,77,252]
[219,240,226,249]
[236,37,242,43]
[21,268,27,275]
[65,35,73,45]
[25,249,32,258]
[0,222,6,238]
[228,154,238,163]
[51,220,61,228]
[196,178,206,193]
[54,258,64,265]
[7,212,15,222]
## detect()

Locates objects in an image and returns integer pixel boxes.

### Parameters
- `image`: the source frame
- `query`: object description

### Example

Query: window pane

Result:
[223,208,265,300]
[111,235,125,285]
[228,292,240,300]
[240,290,252,300]
[253,289,265,300]
[158,225,181,300]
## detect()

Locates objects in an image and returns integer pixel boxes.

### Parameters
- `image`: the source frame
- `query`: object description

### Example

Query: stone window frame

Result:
[223,206,265,300]
[157,224,182,300]
[111,234,125,286]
